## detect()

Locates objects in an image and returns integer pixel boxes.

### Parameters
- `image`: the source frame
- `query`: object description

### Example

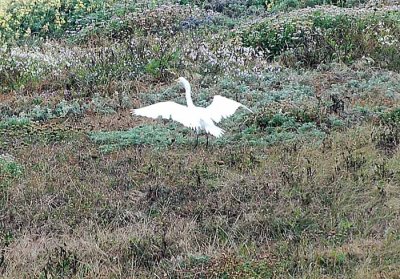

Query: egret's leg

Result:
[206,134,209,148]
[194,133,199,148]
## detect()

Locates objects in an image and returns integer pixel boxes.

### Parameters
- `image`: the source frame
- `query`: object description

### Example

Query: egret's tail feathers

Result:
[207,125,224,138]
[130,108,147,116]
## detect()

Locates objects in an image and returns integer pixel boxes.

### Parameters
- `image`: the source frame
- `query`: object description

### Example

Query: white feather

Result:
[206,95,253,123]
[131,77,251,138]
[133,101,196,130]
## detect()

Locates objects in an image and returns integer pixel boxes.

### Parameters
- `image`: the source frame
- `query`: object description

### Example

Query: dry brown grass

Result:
[1,114,399,277]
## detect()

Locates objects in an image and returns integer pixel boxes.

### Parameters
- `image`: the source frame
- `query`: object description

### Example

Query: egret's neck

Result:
[184,82,194,107]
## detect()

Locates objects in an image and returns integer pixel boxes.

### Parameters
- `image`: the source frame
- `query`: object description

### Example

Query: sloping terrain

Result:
[1,0,400,277]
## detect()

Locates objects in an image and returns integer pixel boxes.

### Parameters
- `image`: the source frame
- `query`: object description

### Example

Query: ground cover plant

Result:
[1,0,400,277]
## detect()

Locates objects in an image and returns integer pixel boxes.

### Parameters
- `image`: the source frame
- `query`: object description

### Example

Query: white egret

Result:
[131,77,252,146]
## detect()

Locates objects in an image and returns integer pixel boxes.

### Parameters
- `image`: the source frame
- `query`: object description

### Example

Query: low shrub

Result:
[89,124,191,152]
[0,44,75,91]
[0,153,23,182]
[65,4,220,43]
[179,0,266,17]
[266,0,367,11]
[0,0,122,43]
[241,8,400,70]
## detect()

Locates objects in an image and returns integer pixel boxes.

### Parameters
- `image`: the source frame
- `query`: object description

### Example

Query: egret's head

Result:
[175,77,191,95]
[176,77,189,87]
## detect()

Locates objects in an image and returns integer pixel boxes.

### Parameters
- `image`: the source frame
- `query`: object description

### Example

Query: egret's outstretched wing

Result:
[131,101,198,130]
[206,95,252,123]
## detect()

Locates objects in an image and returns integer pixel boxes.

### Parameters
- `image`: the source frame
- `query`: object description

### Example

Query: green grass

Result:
[0,155,23,177]
[89,124,191,152]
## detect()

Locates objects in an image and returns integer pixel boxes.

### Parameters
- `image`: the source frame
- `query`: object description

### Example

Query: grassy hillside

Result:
[1,0,400,277]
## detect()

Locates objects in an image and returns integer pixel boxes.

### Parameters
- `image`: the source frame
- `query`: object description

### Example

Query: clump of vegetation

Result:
[0,154,23,177]
[0,117,31,129]
[0,153,23,188]
[374,108,400,153]
[0,117,77,151]
[265,0,367,12]
[89,124,191,152]
[0,0,127,42]
[241,8,400,70]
